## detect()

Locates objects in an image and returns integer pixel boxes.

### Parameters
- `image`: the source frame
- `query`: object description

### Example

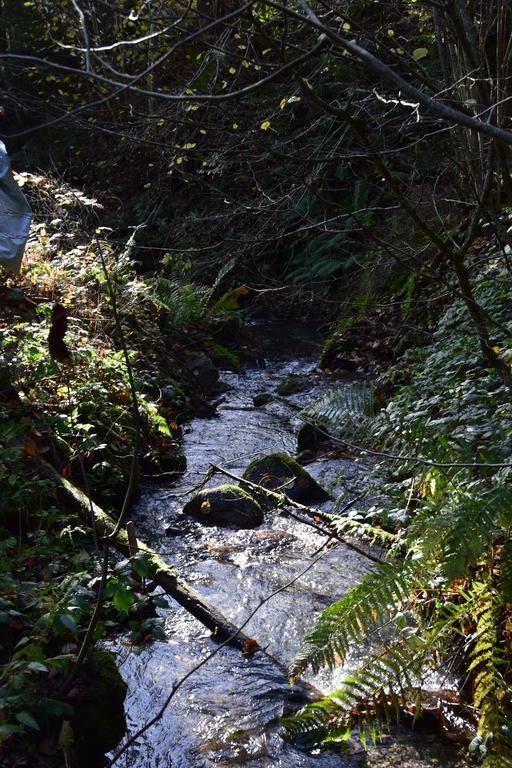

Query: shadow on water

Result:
[111,321,468,768]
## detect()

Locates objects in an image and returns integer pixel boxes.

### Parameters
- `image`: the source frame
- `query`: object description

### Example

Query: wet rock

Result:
[238,347,266,367]
[185,351,219,390]
[336,356,360,372]
[296,449,316,464]
[249,529,297,552]
[183,484,263,528]
[253,392,273,407]
[276,374,307,396]
[140,450,187,477]
[72,650,127,766]
[297,421,331,452]
[161,381,187,410]
[243,452,330,505]
[164,525,183,537]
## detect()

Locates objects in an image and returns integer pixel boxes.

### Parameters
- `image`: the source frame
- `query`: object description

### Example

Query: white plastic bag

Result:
[0,141,32,273]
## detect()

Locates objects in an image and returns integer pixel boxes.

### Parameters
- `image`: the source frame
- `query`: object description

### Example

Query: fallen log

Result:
[42,463,254,652]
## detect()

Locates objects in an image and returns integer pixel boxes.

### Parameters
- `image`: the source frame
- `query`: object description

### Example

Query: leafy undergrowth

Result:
[1,172,244,505]
[286,247,512,766]
[0,404,173,766]
[0,173,242,765]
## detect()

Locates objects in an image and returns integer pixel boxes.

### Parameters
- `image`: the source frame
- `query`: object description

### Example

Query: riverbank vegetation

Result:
[1,1,512,766]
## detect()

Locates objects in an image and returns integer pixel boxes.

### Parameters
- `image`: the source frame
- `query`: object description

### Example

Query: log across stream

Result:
[96,321,468,768]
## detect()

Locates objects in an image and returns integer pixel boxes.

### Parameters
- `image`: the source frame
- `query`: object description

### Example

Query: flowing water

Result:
[111,322,467,768]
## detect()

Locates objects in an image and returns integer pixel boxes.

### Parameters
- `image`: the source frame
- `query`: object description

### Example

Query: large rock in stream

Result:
[297,420,332,452]
[242,452,330,505]
[185,351,220,390]
[72,650,127,765]
[183,484,263,528]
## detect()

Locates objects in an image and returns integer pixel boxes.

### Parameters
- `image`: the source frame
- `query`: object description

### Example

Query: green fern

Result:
[286,633,431,748]
[301,382,375,442]
[499,537,512,603]
[291,561,419,678]
[326,513,398,548]
[469,583,510,762]
[287,582,478,746]
[149,278,208,331]
[406,483,511,580]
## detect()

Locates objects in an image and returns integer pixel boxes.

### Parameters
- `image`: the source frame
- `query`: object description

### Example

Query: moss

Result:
[243,452,330,505]
[320,334,349,369]
[73,650,127,762]
[183,484,263,528]
[244,452,308,481]
[276,375,306,396]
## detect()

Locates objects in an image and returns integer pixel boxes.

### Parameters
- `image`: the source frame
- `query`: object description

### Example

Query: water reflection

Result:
[112,324,467,768]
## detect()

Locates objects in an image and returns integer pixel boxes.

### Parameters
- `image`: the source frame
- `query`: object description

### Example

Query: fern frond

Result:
[204,256,237,301]
[285,634,429,748]
[498,537,512,603]
[407,484,510,579]
[327,514,398,547]
[148,278,208,331]
[470,584,508,741]
[301,382,375,441]
[291,561,419,677]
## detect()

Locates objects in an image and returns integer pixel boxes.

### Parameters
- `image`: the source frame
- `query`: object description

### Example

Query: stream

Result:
[111,321,467,768]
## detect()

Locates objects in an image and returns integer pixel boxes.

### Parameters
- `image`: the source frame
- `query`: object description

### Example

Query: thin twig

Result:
[107,542,340,766]
[210,464,386,564]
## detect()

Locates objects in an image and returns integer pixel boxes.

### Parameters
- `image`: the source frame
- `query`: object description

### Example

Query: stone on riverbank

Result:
[185,351,219,390]
[297,421,331,452]
[183,484,263,528]
[72,650,127,765]
[242,452,330,505]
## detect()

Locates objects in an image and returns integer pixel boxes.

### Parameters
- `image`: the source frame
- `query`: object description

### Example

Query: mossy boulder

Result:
[242,452,330,505]
[297,421,331,452]
[276,374,307,396]
[253,392,273,407]
[183,484,263,528]
[73,650,127,765]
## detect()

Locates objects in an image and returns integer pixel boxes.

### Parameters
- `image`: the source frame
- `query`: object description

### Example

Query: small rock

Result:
[276,374,307,396]
[335,356,359,372]
[140,451,186,477]
[249,529,297,552]
[183,484,263,528]
[296,449,316,464]
[253,392,273,407]
[164,526,182,537]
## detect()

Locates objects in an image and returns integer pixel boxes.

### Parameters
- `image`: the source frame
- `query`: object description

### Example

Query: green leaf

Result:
[0,724,23,740]
[35,698,74,720]
[113,587,135,614]
[16,711,40,730]
[27,662,49,673]
[57,614,78,633]
[132,553,152,578]
[152,595,170,609]
[412,47,428,61]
